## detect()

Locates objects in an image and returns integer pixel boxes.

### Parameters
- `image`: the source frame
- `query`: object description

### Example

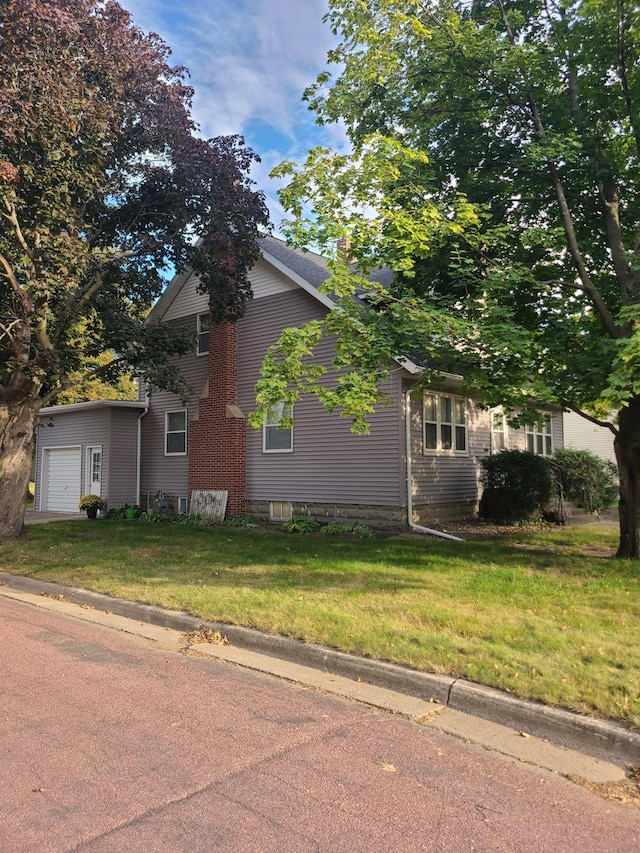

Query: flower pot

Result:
[86,507,98,519]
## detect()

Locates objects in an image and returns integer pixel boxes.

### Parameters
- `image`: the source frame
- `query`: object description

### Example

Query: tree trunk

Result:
[0,399,40,539]
[614,397,640,559]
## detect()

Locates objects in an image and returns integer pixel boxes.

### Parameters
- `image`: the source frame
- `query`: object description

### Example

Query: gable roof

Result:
[149,235,335,322]
[147,235,423,375]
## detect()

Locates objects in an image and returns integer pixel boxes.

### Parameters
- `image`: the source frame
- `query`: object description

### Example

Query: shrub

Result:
[223,514,261,528]
[321,522,375,538]
[283,516,319,533]
[479,450,553,524]
[552,448,618,513]
[321,522,355,536]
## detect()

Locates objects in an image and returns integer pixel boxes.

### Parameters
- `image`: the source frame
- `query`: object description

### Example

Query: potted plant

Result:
[78,494,105,519]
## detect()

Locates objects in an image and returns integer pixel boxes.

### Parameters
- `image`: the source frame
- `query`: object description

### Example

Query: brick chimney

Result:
[188,313,246,517]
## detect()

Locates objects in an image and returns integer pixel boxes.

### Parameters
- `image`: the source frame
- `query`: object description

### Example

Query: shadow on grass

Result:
[7,519,631,600]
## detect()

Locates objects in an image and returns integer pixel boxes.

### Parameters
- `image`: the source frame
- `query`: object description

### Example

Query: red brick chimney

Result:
[188,313,246,516]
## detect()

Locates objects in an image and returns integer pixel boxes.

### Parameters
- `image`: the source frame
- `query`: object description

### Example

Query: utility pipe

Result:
[405,389,464,542]
[136,396,150,507]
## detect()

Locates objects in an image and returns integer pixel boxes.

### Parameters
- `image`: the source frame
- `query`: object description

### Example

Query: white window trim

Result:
[423,392,468,456]
[491,408,508,453]
[165,409,187,456]
[197,312,209,356]
[263,403,294,453]
[526,414,553,456]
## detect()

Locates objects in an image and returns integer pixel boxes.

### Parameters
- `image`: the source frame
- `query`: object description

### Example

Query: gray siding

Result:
[408,390,488,507]
[139,315,207,502]
[35,409,109,510]
[563,410,615,462]
[409,397,564,509]
[238,290,405,506]
[35,406,141,510]
[506,410,564,453]
[106,409,141,507]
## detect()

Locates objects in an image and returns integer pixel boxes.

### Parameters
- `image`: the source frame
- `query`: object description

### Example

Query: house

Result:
[34,236,564,528]
[562,410,616,463]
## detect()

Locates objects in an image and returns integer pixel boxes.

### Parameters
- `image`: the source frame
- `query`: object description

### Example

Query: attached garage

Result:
[34,400,146,515]
[41,446,82,512]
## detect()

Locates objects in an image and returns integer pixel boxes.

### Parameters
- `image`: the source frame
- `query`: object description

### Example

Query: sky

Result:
[119,0,343,234]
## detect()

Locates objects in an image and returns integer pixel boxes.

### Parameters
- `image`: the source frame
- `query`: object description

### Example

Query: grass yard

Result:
[1,520,638,729]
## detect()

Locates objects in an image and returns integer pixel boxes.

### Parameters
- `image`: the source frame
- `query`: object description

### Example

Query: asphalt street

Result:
[1,594,639,852]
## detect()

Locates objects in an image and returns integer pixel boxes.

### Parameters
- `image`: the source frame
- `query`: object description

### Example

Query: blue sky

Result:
[120,0,343,233]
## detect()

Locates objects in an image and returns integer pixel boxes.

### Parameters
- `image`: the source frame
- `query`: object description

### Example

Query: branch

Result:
[0,318,21,342]
[39,355,129,408]
[617,0,640,161]
[564,402,618,435]
[2,199,36,263]
[0,252,27,303]
[493,0,621,340]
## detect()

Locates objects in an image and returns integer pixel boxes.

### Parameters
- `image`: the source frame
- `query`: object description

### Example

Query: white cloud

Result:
[120,0,346,230]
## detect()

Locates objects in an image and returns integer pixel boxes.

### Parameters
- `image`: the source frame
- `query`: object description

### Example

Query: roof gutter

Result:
[404,388,464,542]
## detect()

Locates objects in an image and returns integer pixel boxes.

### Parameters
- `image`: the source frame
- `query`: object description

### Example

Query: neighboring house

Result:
[562,410,616,463]
[34,236,563,528]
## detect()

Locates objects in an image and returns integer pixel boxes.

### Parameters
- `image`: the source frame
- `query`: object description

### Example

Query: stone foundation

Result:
[412,500,478,526]
[246,500,407,531]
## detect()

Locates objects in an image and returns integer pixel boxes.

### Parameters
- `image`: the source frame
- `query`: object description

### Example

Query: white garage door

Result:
[45,447,82,512]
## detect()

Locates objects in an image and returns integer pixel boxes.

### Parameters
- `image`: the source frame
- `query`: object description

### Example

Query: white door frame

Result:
[85,446,103,496]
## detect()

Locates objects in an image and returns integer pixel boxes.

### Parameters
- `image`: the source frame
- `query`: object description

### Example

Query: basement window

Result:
[270,501,293,522]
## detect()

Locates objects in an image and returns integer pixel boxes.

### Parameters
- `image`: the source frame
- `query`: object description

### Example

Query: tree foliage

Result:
[0,0,269,407]
[260,0,640,557]
[0,0,269,538]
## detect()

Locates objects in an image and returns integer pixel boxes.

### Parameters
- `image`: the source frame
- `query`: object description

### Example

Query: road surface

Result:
[1,595,638,852]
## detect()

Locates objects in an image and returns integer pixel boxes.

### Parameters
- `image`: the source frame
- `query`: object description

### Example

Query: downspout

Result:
[136,396,150,507]
[405,389,464,542]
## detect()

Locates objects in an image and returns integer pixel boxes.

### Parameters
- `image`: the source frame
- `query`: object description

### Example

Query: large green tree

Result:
[259,0,640,557]
[0,0,269,538]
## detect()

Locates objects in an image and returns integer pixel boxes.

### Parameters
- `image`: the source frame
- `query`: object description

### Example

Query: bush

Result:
[552,448,618,513]
[479,450,553,524]
[283,516,319,534]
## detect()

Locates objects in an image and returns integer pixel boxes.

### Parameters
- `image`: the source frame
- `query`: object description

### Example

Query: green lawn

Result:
[2,520,638,728]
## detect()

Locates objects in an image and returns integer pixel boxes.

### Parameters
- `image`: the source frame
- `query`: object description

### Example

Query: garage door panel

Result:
[45,448,81,512]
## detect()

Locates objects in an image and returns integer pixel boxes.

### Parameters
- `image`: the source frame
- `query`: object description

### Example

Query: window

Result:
[491,409,507,452]
[165,410,187,455]
[263,402,293,452]
[269,501,293,522]
[423,393,467,455]
[526,415,553,456]
[197,312,210,355]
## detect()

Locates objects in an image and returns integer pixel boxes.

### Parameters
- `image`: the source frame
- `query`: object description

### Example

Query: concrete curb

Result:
[2,571,639,766]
